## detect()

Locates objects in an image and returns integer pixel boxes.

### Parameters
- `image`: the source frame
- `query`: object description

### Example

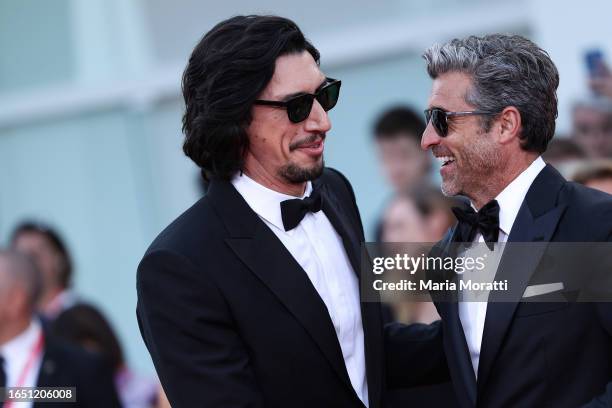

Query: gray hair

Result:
[423,34,559,153]
[0,249,43,308]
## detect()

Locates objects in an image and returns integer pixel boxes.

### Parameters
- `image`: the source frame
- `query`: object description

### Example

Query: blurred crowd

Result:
[0,223,168,407]
[1,46,611,408]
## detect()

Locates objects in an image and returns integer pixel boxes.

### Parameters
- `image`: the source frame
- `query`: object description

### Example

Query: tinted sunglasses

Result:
[254,78,341,123]
[424,108,498,137]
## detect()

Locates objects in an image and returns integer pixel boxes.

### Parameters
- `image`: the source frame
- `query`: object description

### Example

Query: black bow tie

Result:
[451,200,500,249]
[280,188,323,231]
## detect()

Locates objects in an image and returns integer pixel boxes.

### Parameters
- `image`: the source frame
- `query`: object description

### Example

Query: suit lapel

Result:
[208,178,357,397]
[435,228,478,406]
[34,338,63,408]
[476,165,567,393]
[317,177,385,408]
[317,181,361,276]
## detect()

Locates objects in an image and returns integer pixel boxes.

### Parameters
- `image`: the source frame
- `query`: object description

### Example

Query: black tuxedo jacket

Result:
[136,168,385,408]
[433,164,612,407]
[35,334,121,408]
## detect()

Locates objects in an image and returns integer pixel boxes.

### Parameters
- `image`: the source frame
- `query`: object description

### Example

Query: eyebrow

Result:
[277,78,328,101]
[428,104,450,112]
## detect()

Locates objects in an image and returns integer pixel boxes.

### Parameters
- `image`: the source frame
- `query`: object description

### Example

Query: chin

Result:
[280,159,325,183]
[440,180,460,197]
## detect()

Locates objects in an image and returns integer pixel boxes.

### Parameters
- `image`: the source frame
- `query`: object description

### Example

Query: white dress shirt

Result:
[0,319,44,408]
[459,156,546,378]
[232,173,369,407]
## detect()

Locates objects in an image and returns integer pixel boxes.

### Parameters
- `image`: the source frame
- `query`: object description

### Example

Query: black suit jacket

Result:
[136,168,385,408]
[35,334,121,408]
[433,164,612,407]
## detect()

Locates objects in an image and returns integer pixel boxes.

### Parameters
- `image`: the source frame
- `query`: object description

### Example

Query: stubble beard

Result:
[278,157,325,184]
[440,134,502,201]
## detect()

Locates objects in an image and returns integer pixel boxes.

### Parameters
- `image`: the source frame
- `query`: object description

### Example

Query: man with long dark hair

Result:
[136,15,395,408]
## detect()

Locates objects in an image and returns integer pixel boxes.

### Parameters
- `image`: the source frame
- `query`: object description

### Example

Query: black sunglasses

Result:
[253,78,341,123]
[424,108,499,137]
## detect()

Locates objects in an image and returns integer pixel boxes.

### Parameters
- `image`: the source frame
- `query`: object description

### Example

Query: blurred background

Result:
[1,0,612,405]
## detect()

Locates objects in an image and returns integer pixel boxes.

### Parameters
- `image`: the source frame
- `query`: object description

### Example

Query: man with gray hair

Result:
[418,34,612,407]
[0,249,121,407]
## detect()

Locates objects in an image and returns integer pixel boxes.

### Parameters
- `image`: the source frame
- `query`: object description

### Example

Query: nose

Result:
[421,121,441,151]
[304,99,331,133]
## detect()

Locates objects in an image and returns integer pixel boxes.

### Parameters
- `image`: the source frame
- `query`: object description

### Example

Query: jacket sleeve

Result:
[136,249,264,408]
[581,215,612,408]
[76,351,123,408]
[384,320,450,388]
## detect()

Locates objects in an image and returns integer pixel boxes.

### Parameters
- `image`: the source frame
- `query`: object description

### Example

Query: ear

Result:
[497,106,521,145]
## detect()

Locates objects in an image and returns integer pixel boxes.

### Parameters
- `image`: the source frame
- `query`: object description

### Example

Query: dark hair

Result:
[423,34,559,153]
[542,138,587,163]
[406,183,458,217]
[52,304,124,372]
[11,221,73,288]
[373,106,426,142]
[572,160,612,185]
[182,15,320,181]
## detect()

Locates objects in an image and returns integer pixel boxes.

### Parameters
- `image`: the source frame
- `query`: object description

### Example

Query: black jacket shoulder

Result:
[556,180,612,241]
[37,334,121,408]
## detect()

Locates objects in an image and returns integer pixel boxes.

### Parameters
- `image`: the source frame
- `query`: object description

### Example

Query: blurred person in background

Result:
[372,106,432,241]
[381,185,460,407]
[572,159,612,194]
[154,387,171,408]
[373,106,431,192]
[0,249,121,407]
[380,183,457,324]
[589,58,612,99]
[541,137,588,179]
[52,304,159,408]
[381,184,456,247]
[570,97,612,158]
[10,221,78,320]
[541,137,587,167]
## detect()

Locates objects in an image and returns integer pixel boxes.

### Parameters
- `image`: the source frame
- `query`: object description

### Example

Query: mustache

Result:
[432,146,453,157]
[289,133,326,151]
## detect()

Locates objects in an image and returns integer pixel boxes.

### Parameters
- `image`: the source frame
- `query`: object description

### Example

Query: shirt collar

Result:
[493,156,546,235]
[0,318,42,362]
[231,173,312,231]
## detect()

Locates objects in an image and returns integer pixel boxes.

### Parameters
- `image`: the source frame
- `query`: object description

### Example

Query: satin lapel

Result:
[434,227,478,406]
[316,177,384,408]
[208,179,355,394]
[476,165,567,393]
[318,181,361,277]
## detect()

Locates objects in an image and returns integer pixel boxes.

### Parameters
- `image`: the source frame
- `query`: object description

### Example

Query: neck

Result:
[39,286,64,312]
[243,157,306,197]
[0,316,31,346]
[468,153,538,209]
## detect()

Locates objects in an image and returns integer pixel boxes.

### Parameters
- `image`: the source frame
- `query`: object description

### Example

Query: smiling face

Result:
[421,72,502,199]
[244,50,331,193]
